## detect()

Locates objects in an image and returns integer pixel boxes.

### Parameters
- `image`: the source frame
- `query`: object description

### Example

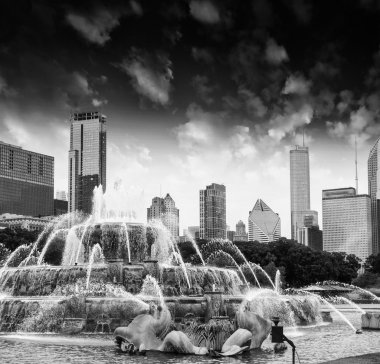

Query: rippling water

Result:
[0,312,379,364]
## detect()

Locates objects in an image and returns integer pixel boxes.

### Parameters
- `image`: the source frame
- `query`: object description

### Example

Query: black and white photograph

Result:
[0,1,380,363]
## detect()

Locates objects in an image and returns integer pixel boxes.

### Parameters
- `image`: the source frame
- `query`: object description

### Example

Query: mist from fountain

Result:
[121,223,131,263]
[331,296,366,314]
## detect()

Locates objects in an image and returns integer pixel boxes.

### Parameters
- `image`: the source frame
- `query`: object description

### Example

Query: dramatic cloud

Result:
[282,74,311,95]
[238,88,267,118]
[327,106,380,146]
[268,104,313,141]
[92,98,108,107]
[119,50,173,105]
[265,38,289,65]
[66,8,122,45]
[191,75,215,104]
[191,47,214,63]
[189,1,220,24]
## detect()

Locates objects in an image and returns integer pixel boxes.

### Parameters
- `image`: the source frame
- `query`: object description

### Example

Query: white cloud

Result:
[92,98,108,107]
[265,38,289,65]
[268,104,313,141]
[327,106,380,146]
[190,1,220,24]
[120,53,173,105]
[66,8,121,46]
[282,74,311,95]
[238,88,267,117]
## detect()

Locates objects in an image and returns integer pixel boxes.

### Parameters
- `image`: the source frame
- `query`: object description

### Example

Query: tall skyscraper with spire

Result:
[368,137,380,255]
[290,145,311,239]
[68,111,107,214]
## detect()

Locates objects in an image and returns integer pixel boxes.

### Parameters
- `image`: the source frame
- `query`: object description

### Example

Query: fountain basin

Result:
[362,312,380,330]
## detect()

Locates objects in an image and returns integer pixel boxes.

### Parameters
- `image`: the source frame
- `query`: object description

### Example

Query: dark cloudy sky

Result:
[1,0,380,236]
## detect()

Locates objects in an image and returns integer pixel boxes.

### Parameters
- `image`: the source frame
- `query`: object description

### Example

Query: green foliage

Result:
[352,271,378,288]
[0,243,11,265]
[0,228,38,251]
[365,253,380,274]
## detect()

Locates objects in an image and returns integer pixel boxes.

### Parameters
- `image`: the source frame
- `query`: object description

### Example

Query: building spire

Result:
[355,136,359,193]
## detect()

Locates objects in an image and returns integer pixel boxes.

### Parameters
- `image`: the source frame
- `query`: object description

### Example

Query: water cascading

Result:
[206,250,250,288]
[275,269,281,294]
[332,296,366,314]
[62,225,81,266]
[185,232,205,266]
[318,280,380,302]
[251,262,276,289]
[296,289,358,332]
[37,229,67,265]
[0,244,31,285]
[138,274,165,308]
[121,222,131,263]
[86,244,103,289]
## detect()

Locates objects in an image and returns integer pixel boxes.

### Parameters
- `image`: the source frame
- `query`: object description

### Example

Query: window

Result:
[27,154,32,174]
[38,156,43,176]
[8,150,14,170]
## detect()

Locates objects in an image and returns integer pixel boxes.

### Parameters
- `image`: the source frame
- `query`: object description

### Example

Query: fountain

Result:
[0,186,364,357]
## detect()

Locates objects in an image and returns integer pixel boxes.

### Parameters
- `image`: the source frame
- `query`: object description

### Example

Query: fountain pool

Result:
[0,312,380,364]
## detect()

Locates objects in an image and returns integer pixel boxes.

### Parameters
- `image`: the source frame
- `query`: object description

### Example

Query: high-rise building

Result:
[0,141,54,216]
[187,226,200,240]
[147,193,179,238]
[54,199,68,216]
[68,112,107,214]
[55,190,67,201]
[248,199,281,243]
[368,138,380,255]
[297,226,323,251]
[290,145,310,240]
[200,183,226,239]
[322,187,372,262]
[234,220,248,242]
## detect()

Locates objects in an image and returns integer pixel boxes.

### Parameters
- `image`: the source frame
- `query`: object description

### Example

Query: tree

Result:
[365,253,380,274]
[0,243,11,265]
[0,228,38,251]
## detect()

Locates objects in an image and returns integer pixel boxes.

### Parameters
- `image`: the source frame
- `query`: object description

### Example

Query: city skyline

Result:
[1,1,380,236]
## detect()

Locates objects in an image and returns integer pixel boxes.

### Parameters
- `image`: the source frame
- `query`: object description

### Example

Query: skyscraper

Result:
[290,145,311,240]
[234,220,248,242]
[368,138,380,255]
[322,187,372,262]
[68,112,106,214]
[199,183,226,239]
[0,141,54,216]
[248,199,281,243]
[55,190,67,201]
[147,193,179,238]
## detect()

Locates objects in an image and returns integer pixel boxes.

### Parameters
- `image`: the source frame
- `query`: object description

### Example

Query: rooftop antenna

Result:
[355,136,359,193]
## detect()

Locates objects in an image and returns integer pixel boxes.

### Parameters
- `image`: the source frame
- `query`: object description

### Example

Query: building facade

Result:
[0,214,52,232]
[0,141,54,216]
[55,190,67,201]
[187,226,200,240]
[147,193,179,238]
[248,199,281,243]
[297,226,323,251]
[68,112,107,214]
[234,220,248,242]
[368,137,380,255]
[290,145,310,240]
[200,183,226,239]
[322,187,372,262]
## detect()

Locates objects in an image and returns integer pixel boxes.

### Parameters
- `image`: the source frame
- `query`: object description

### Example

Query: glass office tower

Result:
[290,145,310,239]
[68,112,107,214]
[200,183,226,239]
[0,141,54,216]
[322,187,372,262]
[368,137,380,255]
